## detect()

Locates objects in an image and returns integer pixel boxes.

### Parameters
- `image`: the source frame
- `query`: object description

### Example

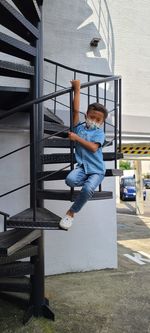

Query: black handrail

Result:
[44,78,116,103]
[0,76,121,121]
[0,75,121,201]
[44,58,110,78]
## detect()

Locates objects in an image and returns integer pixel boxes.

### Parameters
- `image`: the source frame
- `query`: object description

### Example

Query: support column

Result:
[134,160,144,215]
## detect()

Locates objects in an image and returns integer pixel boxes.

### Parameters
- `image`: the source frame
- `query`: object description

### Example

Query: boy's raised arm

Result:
[71,80,80,126]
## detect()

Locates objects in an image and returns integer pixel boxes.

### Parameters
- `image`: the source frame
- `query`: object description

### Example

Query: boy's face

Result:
[86,110,104,125]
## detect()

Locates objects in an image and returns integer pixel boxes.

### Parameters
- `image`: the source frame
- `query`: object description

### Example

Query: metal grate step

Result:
[41,152,123,164]
[0,32,36,61]
[0,229,41,257]
[37,169,123,182]
[0,86,30,110]
[0,261,34,277]
[0,0,39,43]
[0,277,31,293]
[0,245,38,264]
[41,153,74,164]
[44,121,68,137]
[0,60,34,79]
[12,0,41,24]
[37,189,113,201]
[43,137,72,148]
[7,207,61,230]
[43,137,111,149]
[44,107,64,124]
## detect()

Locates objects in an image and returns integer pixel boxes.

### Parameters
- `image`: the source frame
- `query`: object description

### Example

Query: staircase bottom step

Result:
[0,245,38,264]
[37,189,113,201]
[0,262,34,277]
[0,277,31,293]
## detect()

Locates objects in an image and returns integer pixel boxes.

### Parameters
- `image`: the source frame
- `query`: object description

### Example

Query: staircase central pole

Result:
[28,5,55,321]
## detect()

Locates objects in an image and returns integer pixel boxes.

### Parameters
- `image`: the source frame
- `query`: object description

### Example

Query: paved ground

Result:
[0,213,150,333]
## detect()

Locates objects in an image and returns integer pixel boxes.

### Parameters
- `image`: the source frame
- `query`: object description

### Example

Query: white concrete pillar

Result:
[134,160,144,215]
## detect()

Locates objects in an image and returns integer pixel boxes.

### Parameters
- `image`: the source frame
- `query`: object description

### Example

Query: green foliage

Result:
[119,160,131,170]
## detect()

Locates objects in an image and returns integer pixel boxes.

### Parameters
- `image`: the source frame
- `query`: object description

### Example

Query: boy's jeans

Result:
[66,166,105,213]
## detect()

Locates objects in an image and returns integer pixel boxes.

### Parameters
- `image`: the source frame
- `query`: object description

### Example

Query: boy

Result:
[59,80,108,230]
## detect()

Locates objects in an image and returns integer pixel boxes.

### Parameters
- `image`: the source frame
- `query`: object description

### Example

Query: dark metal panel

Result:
[0,32,36,60]
[0,0,39,42]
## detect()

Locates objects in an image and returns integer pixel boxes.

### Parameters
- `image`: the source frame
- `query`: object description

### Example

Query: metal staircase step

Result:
[0,229,41,257]
[0,0,39,42]
[7,208,61,230]
[0,261,34,277]
[43,137,72,148]
[44,107,64,124]
[44,121,68,137]
[41,153,74,164]
[37,169,123,182]
[0,32,36,61]
[12,0,41,24]
[41,152,123,164]
[37,189,113,201]
[43,137,112,149]
[0,60,34,79]
[0,245,38,264]
[105,169,123,177]
[0,277,31,293]
[0,86,30,110]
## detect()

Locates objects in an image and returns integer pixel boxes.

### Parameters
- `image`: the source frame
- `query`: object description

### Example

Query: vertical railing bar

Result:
[54,64,58,114]
[74,71,76,80]
[88,74,90,106]
[70,90,74,200]
[119,78,122,152]
[104,82,106,133]
[96,83,99,102]
[97,82,100,192]
[114,80,118,168]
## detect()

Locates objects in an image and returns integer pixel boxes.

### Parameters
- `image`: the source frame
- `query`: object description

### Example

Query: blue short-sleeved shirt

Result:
[74,122,105,175]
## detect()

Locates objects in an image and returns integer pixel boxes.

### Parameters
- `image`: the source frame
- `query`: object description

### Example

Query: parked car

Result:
[143,178,150,189]
[120,177,146,201]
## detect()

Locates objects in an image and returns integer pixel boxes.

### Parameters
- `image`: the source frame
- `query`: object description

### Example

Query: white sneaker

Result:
[59,215,74,230]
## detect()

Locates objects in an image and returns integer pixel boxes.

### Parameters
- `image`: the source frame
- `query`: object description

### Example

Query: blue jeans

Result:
[65,166,105,213]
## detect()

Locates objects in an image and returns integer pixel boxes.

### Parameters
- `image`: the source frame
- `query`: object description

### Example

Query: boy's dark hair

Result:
[87,102,108,120]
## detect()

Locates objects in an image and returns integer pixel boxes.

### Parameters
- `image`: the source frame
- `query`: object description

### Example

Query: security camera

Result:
[90,38,101,47]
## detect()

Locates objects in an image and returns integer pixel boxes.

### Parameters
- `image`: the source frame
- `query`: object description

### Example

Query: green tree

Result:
[119,160,131,170]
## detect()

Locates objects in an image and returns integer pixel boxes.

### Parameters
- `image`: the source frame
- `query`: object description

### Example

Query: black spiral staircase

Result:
[0,0,122,324]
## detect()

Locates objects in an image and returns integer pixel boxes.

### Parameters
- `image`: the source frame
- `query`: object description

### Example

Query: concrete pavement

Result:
[0,213,150,333]
[44,213,150,333]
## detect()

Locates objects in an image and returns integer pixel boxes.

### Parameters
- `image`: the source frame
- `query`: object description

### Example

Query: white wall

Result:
[106,0,150,120]
[0,131,30,231]
[43,0,117,274]
[44,0,150,122]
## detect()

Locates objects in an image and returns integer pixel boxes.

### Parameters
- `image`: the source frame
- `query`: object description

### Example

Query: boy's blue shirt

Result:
[74,122,105,175]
